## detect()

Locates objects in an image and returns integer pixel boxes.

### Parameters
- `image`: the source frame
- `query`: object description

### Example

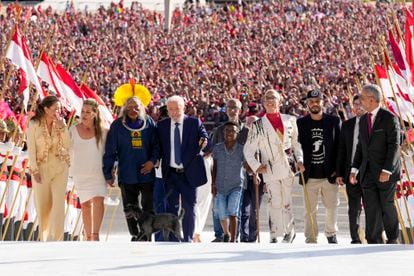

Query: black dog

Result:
[125,204,185,242]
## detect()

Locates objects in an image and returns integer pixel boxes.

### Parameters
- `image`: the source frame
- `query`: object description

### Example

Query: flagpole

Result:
[1,161,28,241]
[27,215,37,241]
[15,187,34,241]
[379,42,411,244]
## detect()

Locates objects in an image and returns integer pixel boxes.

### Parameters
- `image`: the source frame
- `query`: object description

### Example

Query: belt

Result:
[170,167,185,174]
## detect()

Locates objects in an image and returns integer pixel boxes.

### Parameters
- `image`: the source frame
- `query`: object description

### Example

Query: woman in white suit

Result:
[244,89,304,243]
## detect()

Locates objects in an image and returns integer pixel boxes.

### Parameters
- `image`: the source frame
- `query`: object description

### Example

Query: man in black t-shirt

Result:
[297,90,341,244]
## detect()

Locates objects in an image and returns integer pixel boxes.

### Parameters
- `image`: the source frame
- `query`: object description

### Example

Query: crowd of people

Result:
[0,1,413,244]
[0,0,406,128]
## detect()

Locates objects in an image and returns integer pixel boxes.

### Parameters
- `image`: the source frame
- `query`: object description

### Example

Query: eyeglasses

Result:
[265,96,278,101]
[227,106,240,110]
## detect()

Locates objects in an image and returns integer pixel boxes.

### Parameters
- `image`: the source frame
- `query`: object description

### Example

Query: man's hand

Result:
[256,164,267,174]
[336,177,345,186]
[140,161,155,174]
[349,173,358,185]
[199,138,208,150]
[296,162,305,173]
[379,171,391,183]
[106,179,115,187]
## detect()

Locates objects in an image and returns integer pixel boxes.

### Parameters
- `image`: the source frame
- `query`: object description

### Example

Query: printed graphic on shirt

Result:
[311,127,324,165]
[131,131,142,148]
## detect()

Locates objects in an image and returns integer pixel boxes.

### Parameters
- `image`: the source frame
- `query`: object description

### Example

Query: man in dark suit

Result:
[336,95,366,244]
[157,95,211,242]
[297,89,341,244]
[350,84,401,244]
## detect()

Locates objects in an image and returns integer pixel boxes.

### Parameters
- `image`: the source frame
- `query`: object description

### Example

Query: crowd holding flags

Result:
[367,4,414,244]
[0,4,115,241]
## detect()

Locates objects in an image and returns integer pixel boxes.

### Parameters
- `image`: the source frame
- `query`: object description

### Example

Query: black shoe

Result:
[270,237,278,243]
[211,237,223,242]
[131,236,139,242]
[223,234,230,242]
[327,235,338,244]
[386,239,398,244]
[351,240,362,244]
[282,231,296,243]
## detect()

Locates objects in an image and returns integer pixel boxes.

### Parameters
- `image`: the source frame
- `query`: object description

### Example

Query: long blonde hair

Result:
[83,98,103,148]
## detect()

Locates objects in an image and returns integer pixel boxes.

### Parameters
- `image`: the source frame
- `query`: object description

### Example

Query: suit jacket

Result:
[157,116,211,187]
[297,113,340,184]
[352,108,401,183]
[336,117,357,184]
[244,114,303,182]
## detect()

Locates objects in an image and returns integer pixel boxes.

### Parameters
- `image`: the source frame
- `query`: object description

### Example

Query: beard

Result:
[309,106,321,114]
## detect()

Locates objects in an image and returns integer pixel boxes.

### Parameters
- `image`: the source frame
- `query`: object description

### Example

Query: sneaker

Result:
[223,234,230,242]
[282,231,296,243]
[131,236,139,242]
[327,235,338,244]
[270,237,278,243]
[211,237,223,242]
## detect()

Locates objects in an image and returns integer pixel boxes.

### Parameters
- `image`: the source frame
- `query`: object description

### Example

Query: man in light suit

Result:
[336,95,366,244]
[244,89,304,243]
[157,95,210,242]
[350,84,401,244]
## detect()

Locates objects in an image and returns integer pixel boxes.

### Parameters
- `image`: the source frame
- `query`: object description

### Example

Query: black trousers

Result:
[240,175,264,242]
[120,182,154,237]
[346,182,363,242]
[362,171,398,244]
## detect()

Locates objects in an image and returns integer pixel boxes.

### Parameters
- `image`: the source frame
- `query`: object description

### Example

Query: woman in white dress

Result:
[70,99,108,241]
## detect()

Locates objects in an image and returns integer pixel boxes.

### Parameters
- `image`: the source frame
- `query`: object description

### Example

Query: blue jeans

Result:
[214,188,243,220]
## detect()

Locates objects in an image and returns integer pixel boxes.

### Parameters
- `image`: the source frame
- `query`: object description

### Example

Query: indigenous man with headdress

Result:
[103,96,160,241]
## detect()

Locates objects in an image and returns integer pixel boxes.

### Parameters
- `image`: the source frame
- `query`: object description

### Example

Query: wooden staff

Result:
[105,188,121,242]
[1,161,28,241]
[300,171,317,241]
[27,215,37,241]
[253,173,260,243]
[394,194,410,244]
[70,208,83,241]
[15,187,33,241]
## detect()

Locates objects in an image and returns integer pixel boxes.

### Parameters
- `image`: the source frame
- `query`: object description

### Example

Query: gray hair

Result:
[166,95,185,108]
[362,84,381,103]
[226,98,242,109]
[121,96,147,119]
[262,89,282,102]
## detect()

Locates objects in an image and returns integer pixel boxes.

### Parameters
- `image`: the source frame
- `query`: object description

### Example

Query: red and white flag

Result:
[17,68,30,111]
[5,25,45,101]
[80,84,114,127]
[37,53,84,115]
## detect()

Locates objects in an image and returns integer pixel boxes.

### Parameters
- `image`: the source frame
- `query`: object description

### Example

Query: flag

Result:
[5,25,45,100]
[374,64,392,97]
[80,84,114,127]
[37,53,84,116]
[17,69,30,111]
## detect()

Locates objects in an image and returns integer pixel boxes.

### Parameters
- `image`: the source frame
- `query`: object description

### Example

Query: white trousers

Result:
[267,177,295,239]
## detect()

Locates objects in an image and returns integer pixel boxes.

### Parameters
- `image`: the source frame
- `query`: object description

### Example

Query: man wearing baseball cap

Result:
[297,89,341,244]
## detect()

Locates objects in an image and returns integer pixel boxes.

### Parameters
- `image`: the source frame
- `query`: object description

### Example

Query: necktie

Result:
[367,113,372,137]
[174,122,182,165]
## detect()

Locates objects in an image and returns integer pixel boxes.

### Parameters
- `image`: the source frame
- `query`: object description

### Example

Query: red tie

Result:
[367,113,372,136]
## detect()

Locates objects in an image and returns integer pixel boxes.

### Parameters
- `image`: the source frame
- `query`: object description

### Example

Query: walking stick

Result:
[300,171,317,241]
[253,173,260,243]
[105,188,121,242]
[15,187,33,241]
[2,162,28,241]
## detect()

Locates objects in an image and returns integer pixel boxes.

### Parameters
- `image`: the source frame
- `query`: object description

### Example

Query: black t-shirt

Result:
[309,119,326,179]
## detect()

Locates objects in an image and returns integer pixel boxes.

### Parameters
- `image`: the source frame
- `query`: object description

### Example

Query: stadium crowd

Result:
[0,0,404,128]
